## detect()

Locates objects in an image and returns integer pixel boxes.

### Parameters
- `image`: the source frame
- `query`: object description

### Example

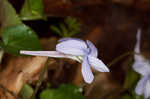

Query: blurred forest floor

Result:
[0,0,150,99]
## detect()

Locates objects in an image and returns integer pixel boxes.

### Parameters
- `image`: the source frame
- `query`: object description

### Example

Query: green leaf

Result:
[0,0,22,28]
[123,69,139,90]
[121,94,133,99]
[50,26,62,36]
[40,89,56,99]
[19,84,34,99]
[40,84,85,99]
[65,17,80,35]
[132,90,144,99]
[59,23,68,37]
[50,17,80,37]
[1,24,42,55]
[121,90,144,99]
[20,0,45,20]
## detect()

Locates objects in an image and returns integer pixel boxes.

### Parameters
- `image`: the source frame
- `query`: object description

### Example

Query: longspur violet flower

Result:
[133,29,150,99]
[20,38,109,83]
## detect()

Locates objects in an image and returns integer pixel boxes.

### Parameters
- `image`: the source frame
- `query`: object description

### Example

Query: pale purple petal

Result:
[56,39,88,55]
[135,76,148,95]
[20,51,71,58]
[58,38,83,42]
[133,60,150,76]
[86,40,98,57]
[134,29,143,62]
[57,39,87,49]
[56,47,86,56]
[144,79,150,99]
[134,29,141,53]
[82,57,94,84]
[134,54,145,62]
[21,51,84,63]
[88,56,109,72]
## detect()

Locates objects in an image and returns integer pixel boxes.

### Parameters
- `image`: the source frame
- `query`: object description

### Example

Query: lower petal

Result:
[82,57,94,84]
[144,79,150,99]
[135,76,148,95]
[88,56,109,72]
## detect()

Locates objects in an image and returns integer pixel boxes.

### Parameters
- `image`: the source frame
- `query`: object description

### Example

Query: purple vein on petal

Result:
[86,40,98,57]
[58,38,84,42]
[81,57,94,84]
[57,39,87,49]
[88,56,109,72]
[56,39,88,55]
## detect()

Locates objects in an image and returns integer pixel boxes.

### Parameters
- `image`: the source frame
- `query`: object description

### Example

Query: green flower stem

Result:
[26,0,31,12]
[30,58,49,99]
[107,51,140,67]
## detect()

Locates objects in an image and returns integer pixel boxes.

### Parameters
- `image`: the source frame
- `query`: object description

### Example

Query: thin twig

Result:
[107,51,140,67]
[30,58,49,99]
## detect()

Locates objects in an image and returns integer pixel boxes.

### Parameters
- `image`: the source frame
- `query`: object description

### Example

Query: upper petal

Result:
[58,38,84,42]
[86,40,98,57]
[88,56,109,72]
[82,57,94,84]
[134,29,141,53]
[134,54,145,63]
[144,78,150,99]
[135,76,148,95]
[56,39,88,55]
[132,59,150,76]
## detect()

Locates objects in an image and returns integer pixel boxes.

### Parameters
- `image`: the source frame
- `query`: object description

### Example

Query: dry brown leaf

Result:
[85,73,121,99]
[0,56,48,99]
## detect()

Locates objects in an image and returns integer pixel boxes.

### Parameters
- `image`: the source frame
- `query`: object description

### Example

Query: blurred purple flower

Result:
[133,29,150,99]
[20,38,109,84]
